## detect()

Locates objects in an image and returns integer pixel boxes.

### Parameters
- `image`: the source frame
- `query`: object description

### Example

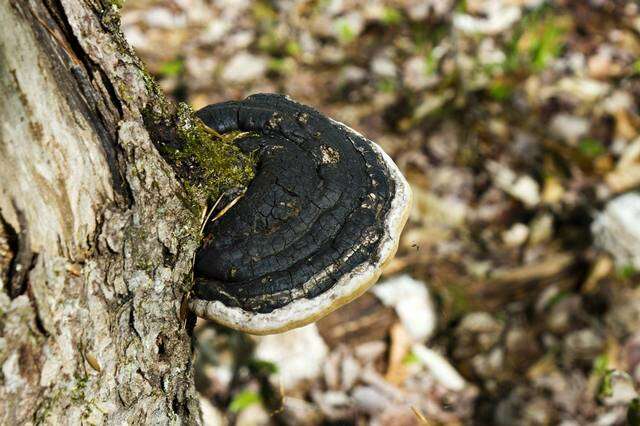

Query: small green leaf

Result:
[403,351,419,365]
[376,78,396,93]
[597,369,615,399]
[488,82,513,101]
[229,391,261,413]
[268,58,294,74]
[617,264,637,280]
[578,138,605,158]
[285,40,301,57]
[593,354,609,376]
[249,359,279,375]
[381,7,402,26]
[511,9,571,73]
[424,51,437,75]
[337,21,356,44]
[252,2,277,21]
[257,32,280,53]
[159,58,184,77]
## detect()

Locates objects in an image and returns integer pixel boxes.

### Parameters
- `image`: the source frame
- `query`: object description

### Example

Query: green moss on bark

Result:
[171,102,255,211]
[141,72,255,213]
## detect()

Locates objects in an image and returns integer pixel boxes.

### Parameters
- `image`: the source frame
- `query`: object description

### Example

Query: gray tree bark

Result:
[0,0,206,423]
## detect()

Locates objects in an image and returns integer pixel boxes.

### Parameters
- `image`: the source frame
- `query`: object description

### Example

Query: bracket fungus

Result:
[190,94,411,334]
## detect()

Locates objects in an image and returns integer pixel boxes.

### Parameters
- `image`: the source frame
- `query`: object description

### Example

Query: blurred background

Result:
[121,0,640,424]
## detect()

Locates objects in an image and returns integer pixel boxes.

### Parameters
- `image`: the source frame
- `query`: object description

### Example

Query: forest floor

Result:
[122,0,640,424]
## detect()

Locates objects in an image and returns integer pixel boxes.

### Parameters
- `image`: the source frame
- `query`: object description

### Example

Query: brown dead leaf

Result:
[385,323,411,385]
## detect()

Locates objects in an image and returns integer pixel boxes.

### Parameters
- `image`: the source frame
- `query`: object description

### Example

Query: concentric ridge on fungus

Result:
[190,93,411,334]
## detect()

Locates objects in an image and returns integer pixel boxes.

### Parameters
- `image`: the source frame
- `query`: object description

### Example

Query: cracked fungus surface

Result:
[194,94,396,314]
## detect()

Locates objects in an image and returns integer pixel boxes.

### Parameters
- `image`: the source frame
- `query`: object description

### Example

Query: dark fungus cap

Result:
[190,94,411,334]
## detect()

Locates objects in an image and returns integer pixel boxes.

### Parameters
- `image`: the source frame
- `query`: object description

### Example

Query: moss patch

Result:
[170,103,255,212]
[140,70,255,214]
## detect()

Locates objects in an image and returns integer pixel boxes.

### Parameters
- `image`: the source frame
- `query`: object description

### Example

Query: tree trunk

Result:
[0,0,207,423]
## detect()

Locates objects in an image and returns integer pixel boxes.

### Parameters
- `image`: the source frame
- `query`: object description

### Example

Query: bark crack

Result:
[2,208,37,299]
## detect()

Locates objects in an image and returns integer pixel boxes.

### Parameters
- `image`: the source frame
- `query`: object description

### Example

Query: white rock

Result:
[403,56,437,90]
[200,396,226,426]
[606,139,640,192]
[236,403,270,426]
[281,397,323,425]
[372,275,436,342]
[326,0,347,16]
[351,386,389,414]
[299,32,319,60]
[550,114,590,145]
[478,38,506,66]
[143,7,186,29]
[471,347,504,378]
[488,161,540,207]
[458,312,502,335]
[354,341,387,363]
[617,138,640,168]
[406,3,431,20]
[203,21,230,44]
[565,329,604,360]
[312,390,352,420]
[406,0,453,20]
[214,0,250,10]
[225,31,254,51]
[592,192,640,268]
[122,26,147,50]
[371,55,397,78]
[602,371,638,406]
[411,344,466,391]
[455,312,503,357]
[340,65,367,84]
[602,91,634,115]
[556,77,610,102]
[594,411,625,426]
[186,57,218,87]
[254,324,328,390]
[340,354,361,390]
[453,2,521,35]
[502,223,529,247]
[221,53,267,83]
